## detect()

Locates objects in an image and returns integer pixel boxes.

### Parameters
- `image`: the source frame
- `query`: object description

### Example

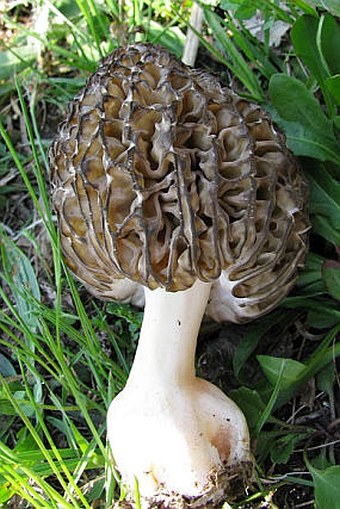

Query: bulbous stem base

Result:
[108,377,250,501]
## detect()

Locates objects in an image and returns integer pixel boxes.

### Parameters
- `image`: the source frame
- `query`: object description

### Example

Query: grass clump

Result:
[0,1,339,508]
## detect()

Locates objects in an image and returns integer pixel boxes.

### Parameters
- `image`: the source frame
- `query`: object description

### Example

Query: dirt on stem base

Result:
[114,460,253,509]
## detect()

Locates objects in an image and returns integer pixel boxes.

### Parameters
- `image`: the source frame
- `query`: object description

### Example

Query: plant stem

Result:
[182,3,204,66]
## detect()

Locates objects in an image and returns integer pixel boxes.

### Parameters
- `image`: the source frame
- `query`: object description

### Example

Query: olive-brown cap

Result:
[50,43,309,321]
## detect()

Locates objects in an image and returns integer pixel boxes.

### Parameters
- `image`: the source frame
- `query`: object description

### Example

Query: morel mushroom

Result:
[50,43,309,508]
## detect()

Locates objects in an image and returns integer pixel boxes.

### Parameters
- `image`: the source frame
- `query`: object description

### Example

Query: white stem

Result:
[182,3,204,67]
[107,279,251,503]
[126,279,212,387]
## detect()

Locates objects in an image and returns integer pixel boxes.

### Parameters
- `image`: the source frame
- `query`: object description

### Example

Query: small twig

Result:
[0,168,17,187]
[295,320,324,342]
[11,217,56,241]
[286,401,309,425]
[294,501,314,508]
[263,471,310,483]
[0,223,15,236]
[182,2,204,66]
[296,439,340,453]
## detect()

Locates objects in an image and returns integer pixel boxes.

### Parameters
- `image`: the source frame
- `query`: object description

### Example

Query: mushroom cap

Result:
[50,43,309,322]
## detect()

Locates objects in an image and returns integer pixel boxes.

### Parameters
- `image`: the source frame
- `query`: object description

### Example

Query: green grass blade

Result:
[0,375,83,507]
[255,359,286,434]
[18,359,92,508]
[204,8,265,101]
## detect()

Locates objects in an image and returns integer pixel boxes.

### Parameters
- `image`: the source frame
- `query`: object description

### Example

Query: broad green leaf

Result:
[220,0,247,11]
[316,362,336,402]
[326,75,340,106]
[322,261,340,300]
[269,74,340,165]
[0,234,41,334]
[306,162,340,245]
[255,358,288,433]
[291,13,340,115]
[311,451,334,470]
[229,387,268,433]
[291,15,332,111]
[320,14,340,75]
[233,310,287,378]
[295,253,325,295]
[257,327,340,405]
[218,0,256,18]
[232,325,268,380]
[270,433,309,464]
[257,355,306,389]
[0,354,16,377]
[87,478,105,504]
[307,302,340,328]
[0,391,35,417]
[309,464,340,509]
[234,3,256,20]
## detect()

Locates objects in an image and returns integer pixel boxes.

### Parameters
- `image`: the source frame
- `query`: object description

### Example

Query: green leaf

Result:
[234,3,256,20]
[87,478,105,504]
[316,362,335,400]
[311,451,334,470]
[261,324,340,395]
[326,75,340,106]
[307,302,340,328]
[233,310,287,378]
[320,14,340,75]
[309,464,340,509]
[269,74,340,164]
[0,233,41,335]
[219,0,256,18]
[220,0,243,11]
[229,387,268,433]
[0,391,35,417]
[291,13,340,115]
[295,253,326,295]
[0,354,16,377]
[322,261,340,300]
[257,355,306,389]
[256,352,330,412]
[291,15,332,111]
[270,433,308,464]
[306,162,340,245]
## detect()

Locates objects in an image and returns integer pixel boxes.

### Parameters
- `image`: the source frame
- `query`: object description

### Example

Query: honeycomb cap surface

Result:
[50,43,309,320]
